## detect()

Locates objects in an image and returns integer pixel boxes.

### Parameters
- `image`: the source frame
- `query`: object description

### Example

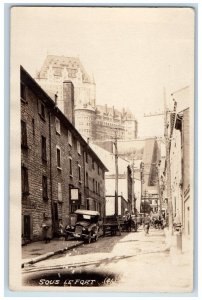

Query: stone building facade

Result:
[168,85,192,236]
[36,55,138,142]
[21,66,108,243]
[170,108,191,235]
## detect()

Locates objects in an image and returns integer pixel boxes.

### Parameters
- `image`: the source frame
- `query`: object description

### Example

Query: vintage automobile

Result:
[64,209,102,243]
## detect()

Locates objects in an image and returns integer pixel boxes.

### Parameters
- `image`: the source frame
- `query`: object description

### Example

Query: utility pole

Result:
[164,87,173,231]
[131,158,135,214]
[114,131,119,216]
[140,162,144,214]
[156,161,162,216]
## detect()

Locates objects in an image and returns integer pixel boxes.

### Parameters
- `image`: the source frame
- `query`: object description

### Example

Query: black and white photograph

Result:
[9,5,195,293]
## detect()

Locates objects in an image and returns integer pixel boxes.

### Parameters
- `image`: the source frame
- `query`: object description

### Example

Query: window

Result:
[38,100,46,121]
[56,147,61,168]
[85,152,88,163]
[98,182,100,195]
[92,160,94,170]
[21,120,28,148]
[69,157,73,176]
[78,164,81,182]
[68,131,72,146]
[77,141,81,155]
[58,183,62,202]
[41,103,46,120]
[42,175,48,200]
[55,117,61,134]
[85,172,89,188]
[95,181,97,194]
[41,136,47,161]
[21,166,29,195]
[93,179,95,192]
[21,82,27,102]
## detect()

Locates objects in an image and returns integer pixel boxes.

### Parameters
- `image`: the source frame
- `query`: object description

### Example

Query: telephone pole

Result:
[164,87,173,230]
[131,158,135,214]
[114,131,119,216]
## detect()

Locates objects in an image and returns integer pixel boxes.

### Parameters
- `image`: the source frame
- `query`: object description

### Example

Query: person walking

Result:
[124,209,132,232]
[42,216,52,243]
[144,214,151,235]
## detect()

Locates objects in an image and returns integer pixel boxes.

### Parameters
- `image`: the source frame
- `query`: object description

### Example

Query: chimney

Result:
[63,81,75,125]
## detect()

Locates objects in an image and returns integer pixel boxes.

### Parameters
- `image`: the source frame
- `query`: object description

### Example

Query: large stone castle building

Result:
[36,55,138,141]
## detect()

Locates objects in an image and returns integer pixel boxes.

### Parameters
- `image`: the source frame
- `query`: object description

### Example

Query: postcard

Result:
[9,5,195,293]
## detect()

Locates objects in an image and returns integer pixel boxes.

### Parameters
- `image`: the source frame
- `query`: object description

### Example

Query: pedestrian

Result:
[58,220,64,236]
[42,216,52,243]
[124,209,132,232]
[144,214,151,235]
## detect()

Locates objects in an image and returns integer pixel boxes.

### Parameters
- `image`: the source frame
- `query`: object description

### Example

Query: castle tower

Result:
[74,106,96,140]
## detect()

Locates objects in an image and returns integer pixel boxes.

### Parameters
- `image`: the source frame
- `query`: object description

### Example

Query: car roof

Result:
[74,209,100,216]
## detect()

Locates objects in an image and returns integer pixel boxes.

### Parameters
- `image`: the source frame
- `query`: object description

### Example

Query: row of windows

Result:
[77,116,94,121]
[22,120,103,182]
[21,82,82,155]
[22,165,79,203]
[22,165,102,206]
[86,199,102,213]
[21,119,81,157]
[85,172,101,195]
[85,153,104,178]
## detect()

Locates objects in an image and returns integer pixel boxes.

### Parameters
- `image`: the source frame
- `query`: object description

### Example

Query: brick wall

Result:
[21,85,52,241]
[21,67,107,242]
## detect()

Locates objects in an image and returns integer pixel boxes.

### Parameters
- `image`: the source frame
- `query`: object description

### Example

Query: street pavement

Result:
[22,227,193,292]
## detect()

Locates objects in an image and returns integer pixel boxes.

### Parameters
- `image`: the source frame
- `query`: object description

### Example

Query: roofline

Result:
[20,66,108,172]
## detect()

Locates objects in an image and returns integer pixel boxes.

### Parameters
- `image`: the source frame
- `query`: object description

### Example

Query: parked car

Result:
[64,209,102,243]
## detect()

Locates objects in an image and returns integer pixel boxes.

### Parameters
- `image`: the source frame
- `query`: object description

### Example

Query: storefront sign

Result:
[70,188,79,201]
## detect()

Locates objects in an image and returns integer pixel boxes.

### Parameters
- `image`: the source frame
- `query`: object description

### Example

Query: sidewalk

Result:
[22,238,84,267]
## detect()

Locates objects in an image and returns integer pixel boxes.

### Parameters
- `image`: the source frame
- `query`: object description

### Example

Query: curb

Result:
[21,241,84,268]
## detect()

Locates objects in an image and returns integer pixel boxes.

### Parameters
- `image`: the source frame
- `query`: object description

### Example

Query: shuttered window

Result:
[42,175,48,200]
[21,120,28,148]
[68,131,72,146]
[78,165,81,182]
[41,136,47,161]
[21,166,29,195]
[58,183,62,202]
[57,147,61,168]
[69,157,73,176]
[55,117,61,134]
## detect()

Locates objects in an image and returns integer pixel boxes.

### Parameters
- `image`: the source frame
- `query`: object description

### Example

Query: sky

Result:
[11,6,194,137]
